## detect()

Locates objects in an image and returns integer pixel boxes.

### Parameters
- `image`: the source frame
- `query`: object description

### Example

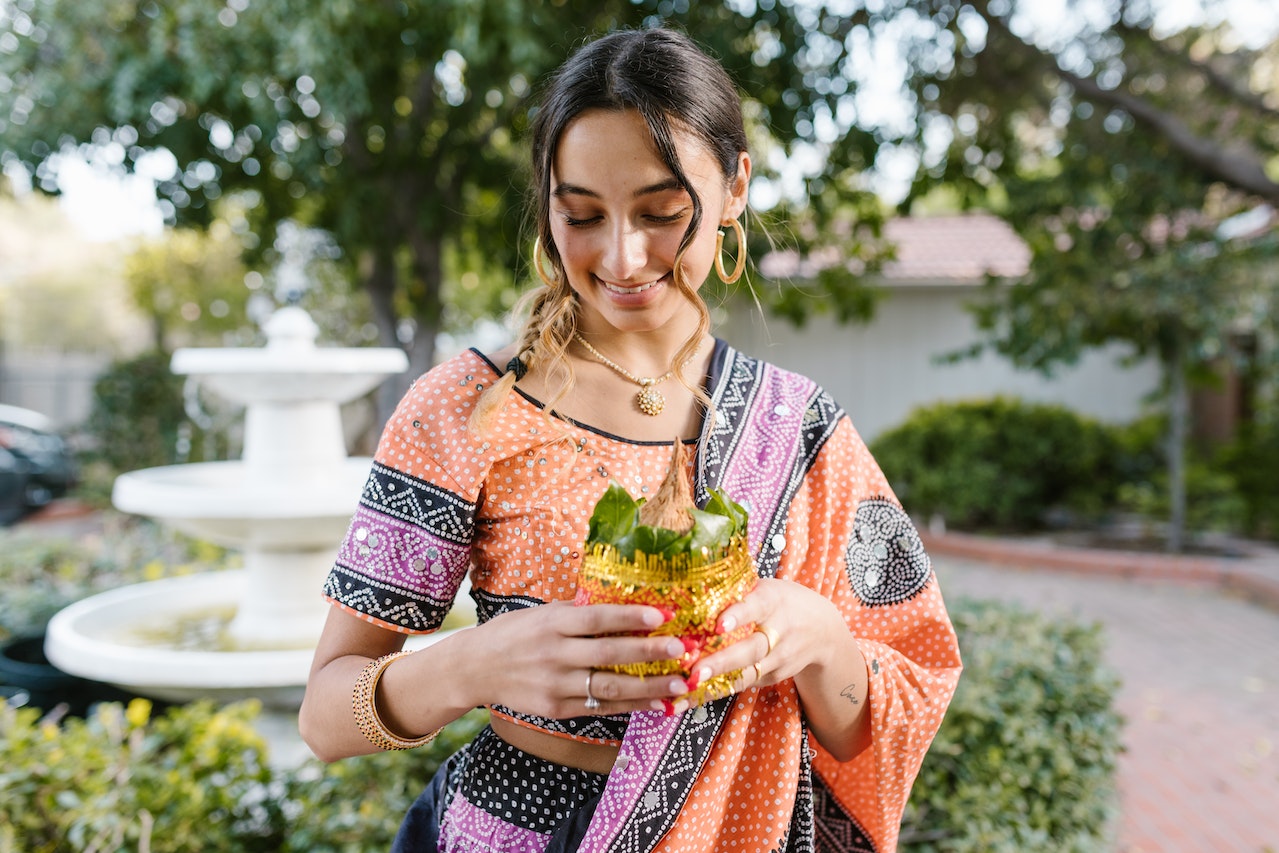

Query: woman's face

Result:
[548,108,749,337]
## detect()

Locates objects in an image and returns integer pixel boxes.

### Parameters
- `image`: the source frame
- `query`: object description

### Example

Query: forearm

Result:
[299,625,481,763]
[793,604,872,762]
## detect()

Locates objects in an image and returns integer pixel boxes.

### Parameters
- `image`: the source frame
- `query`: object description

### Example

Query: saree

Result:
[323,340,963,852]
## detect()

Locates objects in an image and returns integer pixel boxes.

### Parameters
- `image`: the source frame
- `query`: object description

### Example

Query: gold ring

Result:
[755,624,780,657]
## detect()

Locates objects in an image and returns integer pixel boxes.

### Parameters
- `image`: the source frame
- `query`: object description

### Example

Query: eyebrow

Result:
[552,178,687,199]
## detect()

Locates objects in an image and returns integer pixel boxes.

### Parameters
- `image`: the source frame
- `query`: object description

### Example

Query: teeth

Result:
[601,278,663,295]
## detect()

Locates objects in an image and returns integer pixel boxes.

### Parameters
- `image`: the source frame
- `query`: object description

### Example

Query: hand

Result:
[690,578,844,695]
[460,599,694,718]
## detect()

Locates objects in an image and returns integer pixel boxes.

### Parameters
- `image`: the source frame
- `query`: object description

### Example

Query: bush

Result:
[84,351,189,474]
[0,699,285,852]
[902,599,1123,852]
[1216,421,1279,539]
[0,701,487,852]
[869,398,1123,530]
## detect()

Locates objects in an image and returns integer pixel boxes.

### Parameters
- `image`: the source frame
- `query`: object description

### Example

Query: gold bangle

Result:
[353,650,441,751]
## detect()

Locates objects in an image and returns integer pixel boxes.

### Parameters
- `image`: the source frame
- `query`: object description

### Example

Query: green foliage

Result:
[869,398,1122,530]
[83,351,186,473]
[0,699,285,852]
[1217,421,1279,539]
[0,701,487,852]
[586,481,747,559]
[83,350,231,474]
[0,515,236,641]
[902,599,1123,852]
[124,226,252,351]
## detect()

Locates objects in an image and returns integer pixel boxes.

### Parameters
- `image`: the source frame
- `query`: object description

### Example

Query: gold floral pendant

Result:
[636,387,666,416]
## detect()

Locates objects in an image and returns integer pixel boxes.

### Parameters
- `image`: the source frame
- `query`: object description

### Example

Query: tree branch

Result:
[983,12,1279,206]
[1125,25,1279,121]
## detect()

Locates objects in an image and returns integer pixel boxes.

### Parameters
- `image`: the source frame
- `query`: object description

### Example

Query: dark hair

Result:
[472,29,747,433]
[530,28,748,273]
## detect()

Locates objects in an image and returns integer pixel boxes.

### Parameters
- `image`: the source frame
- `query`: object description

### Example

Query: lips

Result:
[598,275,668,295]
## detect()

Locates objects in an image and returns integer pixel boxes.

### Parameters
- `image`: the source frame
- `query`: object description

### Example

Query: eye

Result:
[561,214,601,227]
[645,210,688,225]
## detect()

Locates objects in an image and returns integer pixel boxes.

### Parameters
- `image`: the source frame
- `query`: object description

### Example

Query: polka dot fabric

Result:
[324,349,698,636]
[326,345,962,853]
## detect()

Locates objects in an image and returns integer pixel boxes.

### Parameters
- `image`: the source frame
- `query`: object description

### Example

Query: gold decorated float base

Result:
[575,535,757,707]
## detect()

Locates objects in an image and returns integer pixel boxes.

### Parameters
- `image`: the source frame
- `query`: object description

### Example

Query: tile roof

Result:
[758,211,1031,285]
[881,213,1030,281]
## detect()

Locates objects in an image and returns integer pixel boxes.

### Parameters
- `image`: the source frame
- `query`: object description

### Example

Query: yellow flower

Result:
[126,698,153,728]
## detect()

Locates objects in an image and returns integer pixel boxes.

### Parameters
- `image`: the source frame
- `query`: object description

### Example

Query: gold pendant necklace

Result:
[574,333,690,416]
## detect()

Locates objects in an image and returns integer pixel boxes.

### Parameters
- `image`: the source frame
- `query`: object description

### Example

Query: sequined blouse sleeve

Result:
[322,352,497,634]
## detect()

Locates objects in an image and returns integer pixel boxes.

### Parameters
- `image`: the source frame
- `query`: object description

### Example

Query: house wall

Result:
[720,284,1163,443]
[0,348,110,432]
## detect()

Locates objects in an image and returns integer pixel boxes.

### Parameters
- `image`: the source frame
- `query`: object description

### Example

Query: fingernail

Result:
[656,607,676,623]
[719,615,737,633]
[669,678,688,696]
[642,608,665,628]
[665,639,685,658]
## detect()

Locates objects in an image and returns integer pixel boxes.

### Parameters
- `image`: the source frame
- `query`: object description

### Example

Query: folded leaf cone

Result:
[576,439,756,708]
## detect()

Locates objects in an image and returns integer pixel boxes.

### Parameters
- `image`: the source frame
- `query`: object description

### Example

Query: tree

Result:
[0,0,894,419]
[123,224,250,352]
[882,0,1279,549]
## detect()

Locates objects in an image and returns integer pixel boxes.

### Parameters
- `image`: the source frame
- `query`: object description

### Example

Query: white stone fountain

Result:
[46,306,425,707]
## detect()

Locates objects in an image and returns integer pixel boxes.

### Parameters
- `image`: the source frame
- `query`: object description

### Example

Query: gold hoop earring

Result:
[532,236,560,289]
[715,219,746,284]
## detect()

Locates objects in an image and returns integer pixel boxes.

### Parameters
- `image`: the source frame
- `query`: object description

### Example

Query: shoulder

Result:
[404,348,501,400]
[712,341,844,431]
[375,350,507,491]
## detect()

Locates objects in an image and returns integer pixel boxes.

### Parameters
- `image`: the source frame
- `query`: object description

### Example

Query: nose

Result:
[599,223,648,282]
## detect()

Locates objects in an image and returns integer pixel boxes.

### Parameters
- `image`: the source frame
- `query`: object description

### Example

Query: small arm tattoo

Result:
[839,683,860,704]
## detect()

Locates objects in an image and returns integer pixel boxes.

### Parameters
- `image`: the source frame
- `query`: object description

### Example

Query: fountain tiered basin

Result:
[44,307,466,707]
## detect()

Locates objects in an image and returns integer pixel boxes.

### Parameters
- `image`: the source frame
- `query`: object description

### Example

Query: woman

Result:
[299,27,962,853]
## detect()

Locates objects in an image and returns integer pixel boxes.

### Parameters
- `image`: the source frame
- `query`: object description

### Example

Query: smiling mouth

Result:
[598,275,667,295]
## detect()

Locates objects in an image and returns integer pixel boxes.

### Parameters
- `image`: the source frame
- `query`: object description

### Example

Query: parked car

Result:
[0,404,77,524]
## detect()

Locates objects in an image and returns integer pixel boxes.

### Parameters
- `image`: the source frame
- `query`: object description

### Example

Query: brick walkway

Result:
[928,534,1279,852]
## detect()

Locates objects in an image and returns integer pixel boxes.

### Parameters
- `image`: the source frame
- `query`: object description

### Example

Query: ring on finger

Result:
[751,661,764,684]
[584,670,602,711]
[754,623,780,657]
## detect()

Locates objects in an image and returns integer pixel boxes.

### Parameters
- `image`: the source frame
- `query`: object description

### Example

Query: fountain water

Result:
[45,307,463,707]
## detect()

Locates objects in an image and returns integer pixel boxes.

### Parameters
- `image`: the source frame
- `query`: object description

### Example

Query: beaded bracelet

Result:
[353,650,441,751]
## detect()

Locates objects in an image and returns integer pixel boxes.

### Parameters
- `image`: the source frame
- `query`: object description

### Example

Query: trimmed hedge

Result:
[902,599,1123,851]
[0,600,1122,851]
[869,398,1124,530]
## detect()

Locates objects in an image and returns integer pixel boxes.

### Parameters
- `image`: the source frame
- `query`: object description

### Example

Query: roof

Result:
[881,213,1030,281]
[758,211,1031,285]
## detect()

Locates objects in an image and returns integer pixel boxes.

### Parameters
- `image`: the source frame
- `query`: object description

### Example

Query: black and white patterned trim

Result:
[361,463,475,545]
[844,498,932,606]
